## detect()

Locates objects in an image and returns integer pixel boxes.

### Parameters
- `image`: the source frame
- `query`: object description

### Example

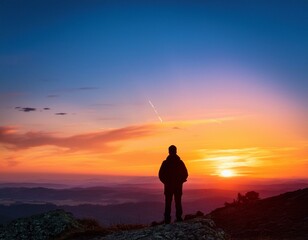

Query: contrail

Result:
[148,99,163,123]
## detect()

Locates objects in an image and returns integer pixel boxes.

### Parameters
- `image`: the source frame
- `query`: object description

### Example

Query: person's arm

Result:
[181,161,188,182]
[159,161,167,184]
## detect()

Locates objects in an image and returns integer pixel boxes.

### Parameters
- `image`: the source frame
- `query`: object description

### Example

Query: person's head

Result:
[168,145,177,155]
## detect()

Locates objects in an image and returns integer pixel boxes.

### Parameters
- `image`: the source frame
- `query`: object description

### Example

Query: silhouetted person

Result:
[159,145,188,223]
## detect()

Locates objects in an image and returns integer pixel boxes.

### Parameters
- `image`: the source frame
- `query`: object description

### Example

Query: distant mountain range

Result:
[1,188,308,240]
[0,186,237,225]
[0,181,307,226]
[209,188,308,239]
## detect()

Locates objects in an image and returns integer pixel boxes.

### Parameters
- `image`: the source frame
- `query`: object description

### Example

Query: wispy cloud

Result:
[58,87,100,93]
[77,87,99,91]
[90,103,115,107]
[15,107,36,112]
[15,107,53,113]
[159,116,236,129]
[46,87,99,98]
[47,94,60,98]
[55,112,67,115]
[0,124,156,152]
[0,92,26,98]
[4,157,20,167]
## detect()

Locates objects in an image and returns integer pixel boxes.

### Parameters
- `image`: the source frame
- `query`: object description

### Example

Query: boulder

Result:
[0,209,81,240]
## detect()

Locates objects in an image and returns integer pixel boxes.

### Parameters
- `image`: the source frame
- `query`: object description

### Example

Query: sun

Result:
[220,169,234,178]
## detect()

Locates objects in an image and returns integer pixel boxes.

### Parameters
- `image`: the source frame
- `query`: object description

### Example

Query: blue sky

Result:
[1,0,307,129]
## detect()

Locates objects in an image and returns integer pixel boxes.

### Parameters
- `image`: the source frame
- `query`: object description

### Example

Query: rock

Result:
[0,209,82,240]
[184,210,205,220]
[101,218,227,240]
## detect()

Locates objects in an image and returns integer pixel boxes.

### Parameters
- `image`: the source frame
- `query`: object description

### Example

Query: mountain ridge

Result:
[209,188,308,239]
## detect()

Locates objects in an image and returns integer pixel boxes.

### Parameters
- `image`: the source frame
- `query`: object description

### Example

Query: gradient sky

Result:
[1,1,307,181]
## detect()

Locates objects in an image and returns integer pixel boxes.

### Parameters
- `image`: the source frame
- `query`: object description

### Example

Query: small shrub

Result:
[184,210,205,220]
[225,191,260,207]
[245,191,260,201]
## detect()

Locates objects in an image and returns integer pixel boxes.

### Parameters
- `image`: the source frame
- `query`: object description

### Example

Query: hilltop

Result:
[209,188,308,239]
[0,209,227,240]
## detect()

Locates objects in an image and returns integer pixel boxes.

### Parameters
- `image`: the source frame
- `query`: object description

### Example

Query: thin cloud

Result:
[228,165,257,173]
[15,107,52,112]
[0,126,17,134]
[48,87,99,96]
[163,116,236,127]
[15,107,36,112]
[0,124,156,152]
[47,94,60,98]
[90,103,115,107]
[78,87,99,90]
[0,92,26,97]
[61,87,100,92]
[55,112,67,115]
[5,157,20,167]
[97,117,121,121]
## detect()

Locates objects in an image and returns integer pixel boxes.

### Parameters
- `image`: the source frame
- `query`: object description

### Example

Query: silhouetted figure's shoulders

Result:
[159,154,188,185]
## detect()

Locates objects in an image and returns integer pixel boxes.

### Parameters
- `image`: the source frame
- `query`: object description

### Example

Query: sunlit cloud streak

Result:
[4,157,19,167]
[0,125,156,152]
[165,116,236,128]
[0,116,234,152]
[189,147,307,177]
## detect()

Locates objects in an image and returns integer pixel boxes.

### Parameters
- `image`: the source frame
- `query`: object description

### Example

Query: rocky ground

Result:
[0,210,227,240]
[99,218,226,240]
[0,210,83,240]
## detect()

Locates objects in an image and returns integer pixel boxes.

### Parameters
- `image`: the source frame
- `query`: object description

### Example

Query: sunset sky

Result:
[1,1,307,182]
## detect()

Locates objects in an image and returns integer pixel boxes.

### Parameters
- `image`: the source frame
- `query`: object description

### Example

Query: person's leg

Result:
[174,193,183,221]
[164,192,172,223]
[174,184,183,221]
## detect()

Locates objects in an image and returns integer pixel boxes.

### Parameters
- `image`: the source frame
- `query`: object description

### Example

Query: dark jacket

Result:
[159,154,188,186]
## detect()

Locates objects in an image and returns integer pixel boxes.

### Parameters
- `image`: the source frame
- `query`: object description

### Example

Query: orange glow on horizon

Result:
[1,116,307,179]
[1,69,307,181]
